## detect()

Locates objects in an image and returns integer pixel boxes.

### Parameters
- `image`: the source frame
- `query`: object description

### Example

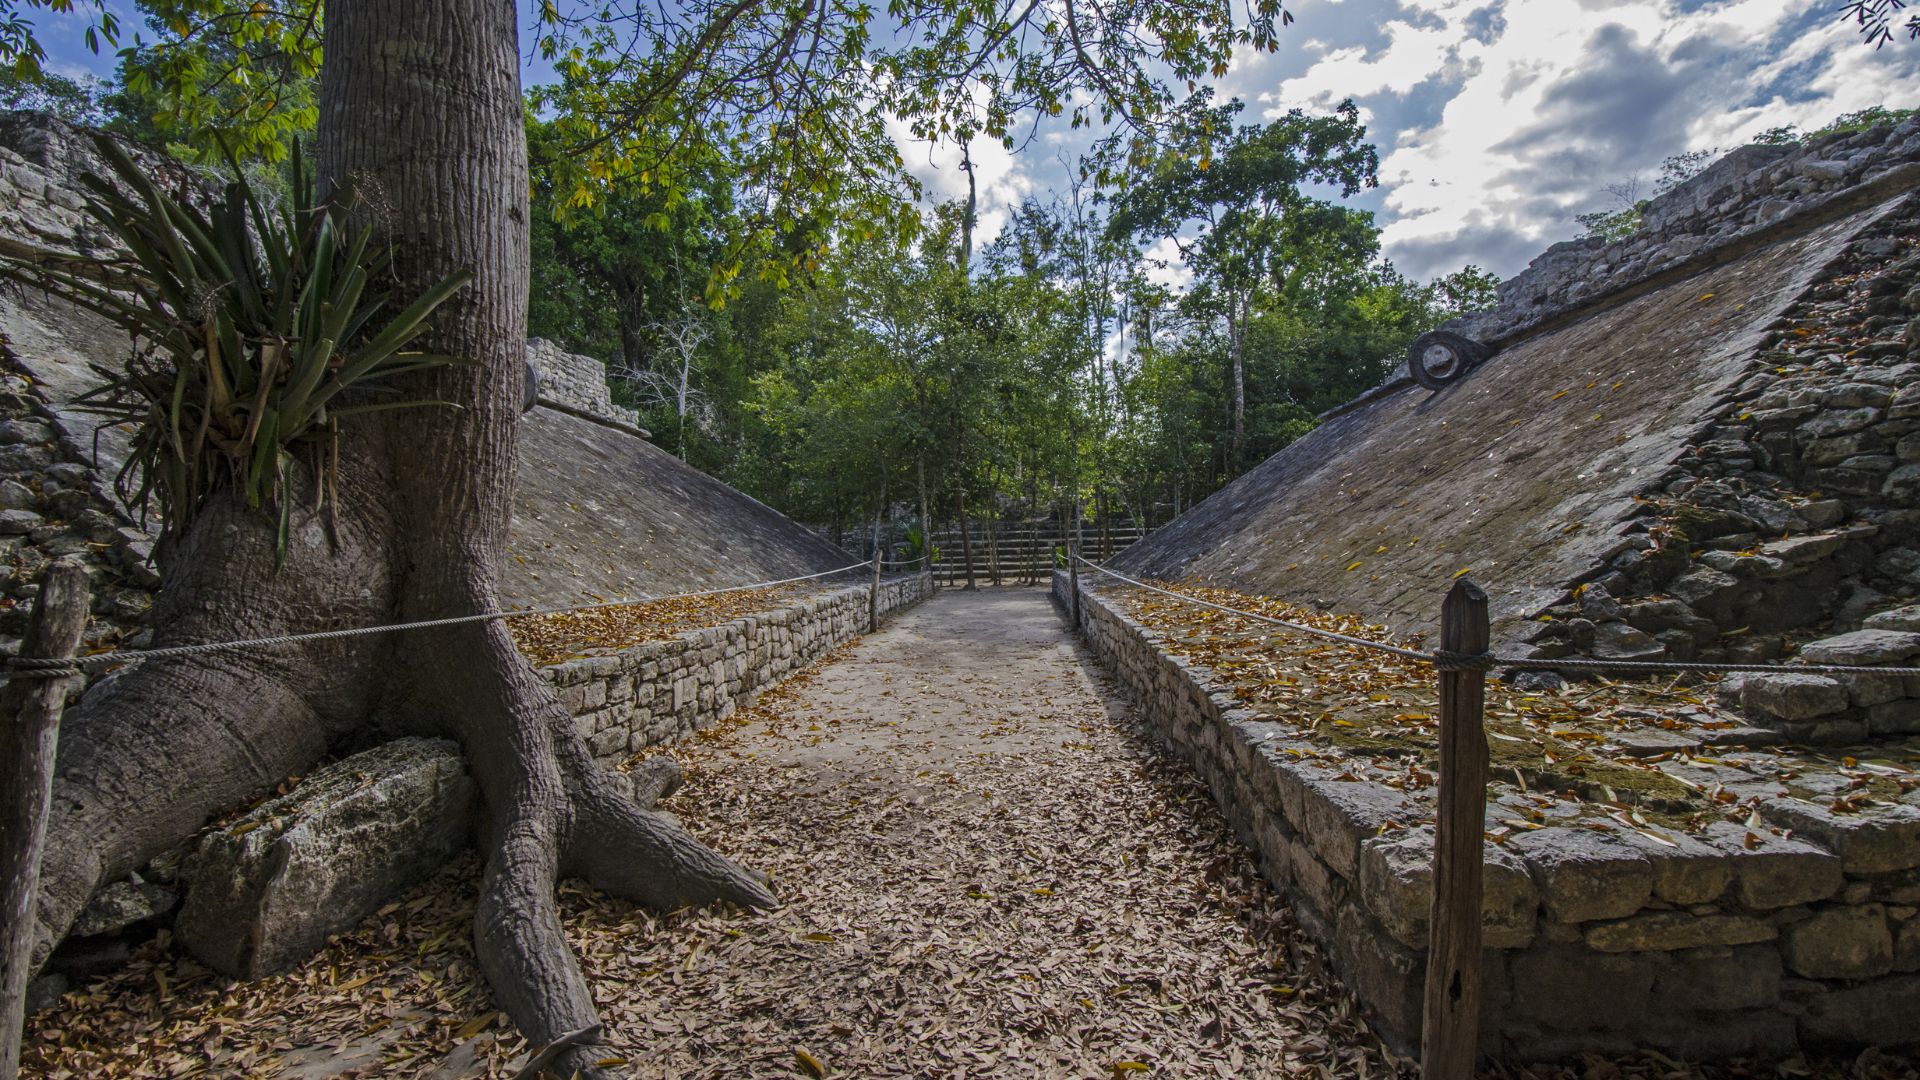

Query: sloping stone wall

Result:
[544,573,933,761]
[1059,571,1920,1062]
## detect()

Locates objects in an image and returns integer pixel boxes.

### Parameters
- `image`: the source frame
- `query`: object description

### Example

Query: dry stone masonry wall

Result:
[526,336,644,431]
[1059,573,1920,1063]
[0,359,162,660]
[543,574,933,762]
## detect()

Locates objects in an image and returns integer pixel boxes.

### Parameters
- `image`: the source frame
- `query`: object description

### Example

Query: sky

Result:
[32,0,1920,282]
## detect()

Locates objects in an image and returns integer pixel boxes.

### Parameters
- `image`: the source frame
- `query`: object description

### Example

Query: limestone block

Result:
[1670,568,1747,622]
[176,738,475,978]
[1798,628,1920,664]
[1638,829,1733,905]
[1356,829,1539,948]
[1781,905,1894,980]
[1761,798,1920,874]
[1897,914,1920,972]
[1591,621,1664,660]
[1649,944,1782,1011]
[1740,672,1850,721]
[1297,777,1408,881]
[1512,828,1655,924]
[1865,604,1920,631]
[1330,902,1425,1053]
[1509,945,1658,1030]
[1582,911,1775,952]
[72,880,176,938]
[1793,973,1920,1048]
[1761,532,1848,564]
[1841,671,1904,706]
[1868,699,1920,735]
[1802,406,1883,438]
[1702,821,1843,909]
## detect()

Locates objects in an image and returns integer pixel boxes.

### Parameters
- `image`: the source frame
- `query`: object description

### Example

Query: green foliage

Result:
[1426,265,1500,318]
[1841,1,1919,47]
[902,526,939,567]
[1755,106,1917,147]
[0,134,472,558]
[1575,203,1643,243]
[0,64,103,120]
[1575,147,1715,242]
[110,0,321,164]
[0,0,319,163]
[0,0,122,79]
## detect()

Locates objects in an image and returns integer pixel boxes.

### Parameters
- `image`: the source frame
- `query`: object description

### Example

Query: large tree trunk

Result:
[28,3,772,1076]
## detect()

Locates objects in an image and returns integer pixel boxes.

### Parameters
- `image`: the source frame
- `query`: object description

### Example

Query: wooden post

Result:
[1067,536,1082,631]
[1421,578,1490,1080]
[869,544,883,633]
[2,562,90,1080]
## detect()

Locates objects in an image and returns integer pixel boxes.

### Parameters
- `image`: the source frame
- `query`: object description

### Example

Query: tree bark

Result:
[26,4,773,1077]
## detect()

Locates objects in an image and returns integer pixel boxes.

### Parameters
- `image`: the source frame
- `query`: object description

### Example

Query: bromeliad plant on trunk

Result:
[0,135,473,557]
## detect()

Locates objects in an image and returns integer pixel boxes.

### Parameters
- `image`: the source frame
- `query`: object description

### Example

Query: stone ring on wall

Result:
[1407,330,1493,391]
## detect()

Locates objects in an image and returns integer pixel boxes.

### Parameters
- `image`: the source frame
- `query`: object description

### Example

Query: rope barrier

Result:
[1071,556,1920,679]
[1072,557,1433,662]
[3,559,877,682]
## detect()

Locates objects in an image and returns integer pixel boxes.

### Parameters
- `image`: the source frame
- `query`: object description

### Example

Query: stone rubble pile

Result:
[1523,190,1920,719]
[0,366,159,658]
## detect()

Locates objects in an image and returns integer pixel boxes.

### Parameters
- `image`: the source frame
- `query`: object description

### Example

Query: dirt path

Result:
[25,586,1392,1079]
[600,586,1389,1078]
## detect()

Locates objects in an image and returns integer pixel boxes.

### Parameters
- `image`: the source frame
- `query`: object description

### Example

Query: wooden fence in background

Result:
[925,521,1150,585]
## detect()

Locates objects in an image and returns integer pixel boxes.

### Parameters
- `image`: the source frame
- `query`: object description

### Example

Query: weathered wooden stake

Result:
[1067,536,1082,631]
[2,562,90,1080]
[1421,578,1490,1080]
[869,543,883,633]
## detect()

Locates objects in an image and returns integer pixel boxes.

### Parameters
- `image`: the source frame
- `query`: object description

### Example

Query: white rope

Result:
[5,560,875,680]
[1073,557,1432,661]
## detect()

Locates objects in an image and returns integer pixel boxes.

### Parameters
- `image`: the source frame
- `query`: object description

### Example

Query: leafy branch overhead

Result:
[0,134,472,558]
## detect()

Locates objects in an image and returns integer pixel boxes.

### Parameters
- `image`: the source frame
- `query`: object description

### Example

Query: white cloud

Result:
[885,117,1036,250]
[1139,237,1196,291]
[1218,0,1920,280]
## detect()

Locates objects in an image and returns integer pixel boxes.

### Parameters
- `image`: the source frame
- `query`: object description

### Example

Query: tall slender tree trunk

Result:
[957,491,977,590]
[25,5,770,1077]
[959,143,977,271]
[1228,290,1248,471]
[916,454,931,578]
[1097,488,1112,560]
[984,498,1001,586]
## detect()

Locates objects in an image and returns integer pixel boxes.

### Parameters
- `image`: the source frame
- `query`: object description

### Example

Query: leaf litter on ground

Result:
[23,586,1918,1078]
